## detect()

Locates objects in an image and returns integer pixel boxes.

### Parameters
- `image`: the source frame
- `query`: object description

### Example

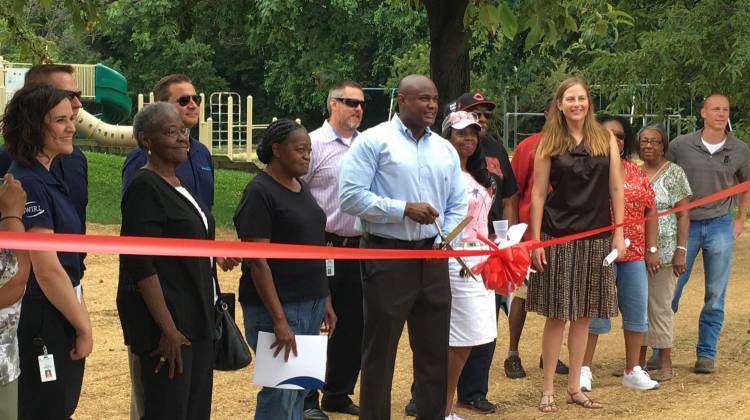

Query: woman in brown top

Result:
[527,77,625,413]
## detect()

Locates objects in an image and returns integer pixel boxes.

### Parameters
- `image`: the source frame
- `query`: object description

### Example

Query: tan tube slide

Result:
[75,109,136,147]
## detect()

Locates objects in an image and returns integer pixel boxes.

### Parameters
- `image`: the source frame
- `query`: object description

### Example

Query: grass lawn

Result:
[85,150,254,227]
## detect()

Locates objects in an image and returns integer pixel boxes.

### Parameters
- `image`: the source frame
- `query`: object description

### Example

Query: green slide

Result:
[87,64,132,124]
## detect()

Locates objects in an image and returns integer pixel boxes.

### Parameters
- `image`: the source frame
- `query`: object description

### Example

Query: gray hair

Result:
[326,81,363,114]
[638,123,669,153]
[132,102,180,149]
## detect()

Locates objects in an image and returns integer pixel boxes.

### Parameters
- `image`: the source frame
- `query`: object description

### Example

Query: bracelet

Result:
[676,246,687,252]
[0,215,23,224]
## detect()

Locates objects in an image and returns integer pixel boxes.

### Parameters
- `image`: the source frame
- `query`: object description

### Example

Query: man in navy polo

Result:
[121,74,214,209]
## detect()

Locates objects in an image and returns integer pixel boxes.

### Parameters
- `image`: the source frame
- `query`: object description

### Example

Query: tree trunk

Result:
[423,0,471,122]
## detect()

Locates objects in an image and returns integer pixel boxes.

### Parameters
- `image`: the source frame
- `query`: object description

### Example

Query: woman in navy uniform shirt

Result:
[3,83,91,419]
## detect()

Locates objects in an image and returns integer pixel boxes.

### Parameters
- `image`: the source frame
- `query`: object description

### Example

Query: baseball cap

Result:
[442,111,481,134]
[446,91,496,113]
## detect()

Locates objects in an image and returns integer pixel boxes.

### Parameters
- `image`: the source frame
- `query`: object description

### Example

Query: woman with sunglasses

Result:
[439,111,496,420]
[528,78,625,413]
[638,123,691,382]
[3,83,90,419]
[118,102,231,419]
[581,115,659,391]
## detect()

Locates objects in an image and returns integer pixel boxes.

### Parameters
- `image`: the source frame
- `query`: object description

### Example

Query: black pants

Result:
[18,297,85,420]
[137,339,213,420]
[359,234,450,420]
[456,293,507,403]
[306,234,364,410]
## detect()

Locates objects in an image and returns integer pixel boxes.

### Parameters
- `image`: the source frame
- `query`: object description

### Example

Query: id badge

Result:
[325,241,335,277]
[38,346,57,382]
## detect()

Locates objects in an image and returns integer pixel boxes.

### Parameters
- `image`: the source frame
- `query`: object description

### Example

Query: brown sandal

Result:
[539,393,559,413]
[566,390,603,409]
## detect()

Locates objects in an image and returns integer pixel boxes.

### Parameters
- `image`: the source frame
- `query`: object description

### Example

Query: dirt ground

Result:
[74,223,750,419]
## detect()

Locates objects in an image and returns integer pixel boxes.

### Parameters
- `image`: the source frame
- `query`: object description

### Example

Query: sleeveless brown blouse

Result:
[542,142,611,238]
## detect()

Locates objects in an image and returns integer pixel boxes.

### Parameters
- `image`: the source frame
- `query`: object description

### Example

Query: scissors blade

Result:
[442,215,473,245]
[433,219,479,281]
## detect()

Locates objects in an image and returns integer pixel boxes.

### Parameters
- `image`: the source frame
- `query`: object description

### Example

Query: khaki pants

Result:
[645,267,678,348]
[0,377,18,420]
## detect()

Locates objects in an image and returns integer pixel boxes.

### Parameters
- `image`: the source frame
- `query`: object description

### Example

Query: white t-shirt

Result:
[175,186,217,303]
[701,137,726,155]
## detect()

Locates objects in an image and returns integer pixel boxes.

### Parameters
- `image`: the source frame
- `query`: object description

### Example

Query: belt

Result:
[361,232,436,250]
[325,232,360,248]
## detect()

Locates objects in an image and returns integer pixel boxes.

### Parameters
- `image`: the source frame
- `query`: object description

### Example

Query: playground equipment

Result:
[0,58,135,147]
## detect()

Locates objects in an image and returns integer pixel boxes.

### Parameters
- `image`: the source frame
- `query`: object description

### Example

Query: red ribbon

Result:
[470,234,534,295]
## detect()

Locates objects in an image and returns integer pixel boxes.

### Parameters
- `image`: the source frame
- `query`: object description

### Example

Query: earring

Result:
[147,149,151,156]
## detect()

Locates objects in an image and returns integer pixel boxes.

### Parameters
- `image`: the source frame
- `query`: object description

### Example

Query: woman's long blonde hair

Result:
[537,77,611,158]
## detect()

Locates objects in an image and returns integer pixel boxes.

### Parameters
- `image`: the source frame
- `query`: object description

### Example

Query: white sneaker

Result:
[622,366,660,390]
[580,365,593,392]
[445,413,465,420]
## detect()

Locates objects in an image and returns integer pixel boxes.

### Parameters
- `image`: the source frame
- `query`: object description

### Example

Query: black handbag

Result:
[213,282,253,371]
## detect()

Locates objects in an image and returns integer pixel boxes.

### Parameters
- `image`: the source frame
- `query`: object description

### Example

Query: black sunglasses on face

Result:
[177,95,202,107]
[613,131,625,140]
[333,97,366,109]
[473,111,493,119]
[65,90,82,101]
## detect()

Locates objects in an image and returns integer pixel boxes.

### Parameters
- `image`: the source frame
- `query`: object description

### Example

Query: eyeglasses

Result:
[65,90,82,101]
[612,132,625,140]
[333,97,366,109]
[163,126,190,139]
[640,139,663,146]
[176,95,202,107]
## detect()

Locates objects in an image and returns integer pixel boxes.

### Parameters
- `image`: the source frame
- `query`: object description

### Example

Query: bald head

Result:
[700,93,730,133]
[396,75,438,135]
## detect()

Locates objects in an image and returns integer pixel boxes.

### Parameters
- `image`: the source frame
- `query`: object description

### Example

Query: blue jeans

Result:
[243,298,325,420]
[589,260,649,334]
[671,214,734,360]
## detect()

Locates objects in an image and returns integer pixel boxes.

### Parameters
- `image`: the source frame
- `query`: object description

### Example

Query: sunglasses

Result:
[65,90,82,101]
[177,95,202,107]
[612,131,625,140]
[333,97,366,109]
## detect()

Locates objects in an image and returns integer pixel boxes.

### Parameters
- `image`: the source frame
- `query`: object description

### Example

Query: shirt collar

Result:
[694,129,736,151]
[12,159,64,187]
[392,113,433,143]
[321,120,359,146]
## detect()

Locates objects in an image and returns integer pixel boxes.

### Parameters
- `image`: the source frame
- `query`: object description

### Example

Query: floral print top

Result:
[649,162,692,264]
[0,249,21,384]
[618,160,655,262]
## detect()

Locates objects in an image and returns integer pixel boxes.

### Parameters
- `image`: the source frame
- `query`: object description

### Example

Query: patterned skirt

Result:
[526,234,618,321]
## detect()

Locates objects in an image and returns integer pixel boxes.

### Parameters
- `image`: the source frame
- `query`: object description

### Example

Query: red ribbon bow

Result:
[471,234,535,295]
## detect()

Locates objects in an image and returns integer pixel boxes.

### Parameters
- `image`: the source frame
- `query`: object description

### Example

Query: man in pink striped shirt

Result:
[302,81,365,419]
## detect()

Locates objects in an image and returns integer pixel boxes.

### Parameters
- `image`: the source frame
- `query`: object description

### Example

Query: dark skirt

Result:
[526,234,618,321]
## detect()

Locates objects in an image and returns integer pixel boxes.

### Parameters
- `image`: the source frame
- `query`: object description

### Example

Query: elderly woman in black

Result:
[118,102,233,419]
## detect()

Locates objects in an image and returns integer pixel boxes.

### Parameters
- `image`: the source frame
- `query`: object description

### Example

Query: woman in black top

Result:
[118,102,235,420]
[234,119,336,419]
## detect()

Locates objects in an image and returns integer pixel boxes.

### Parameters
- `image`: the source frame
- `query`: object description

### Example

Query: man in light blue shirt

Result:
[339,74,467,420]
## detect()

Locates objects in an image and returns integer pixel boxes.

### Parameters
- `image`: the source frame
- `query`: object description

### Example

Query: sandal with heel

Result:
[566,390,602,409]
[538,393,559,413]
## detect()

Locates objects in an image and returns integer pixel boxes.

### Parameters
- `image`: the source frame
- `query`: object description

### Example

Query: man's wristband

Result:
[676,246,687,252]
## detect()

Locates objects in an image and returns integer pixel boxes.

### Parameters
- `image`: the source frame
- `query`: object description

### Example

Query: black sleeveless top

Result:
[542,143,611,238]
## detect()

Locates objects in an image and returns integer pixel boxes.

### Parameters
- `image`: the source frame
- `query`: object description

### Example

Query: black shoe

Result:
[322,401,359,416]
[539,356,569,375]
[504,354,527,379]
[457,397,496,414]
[303,408,329,420]
[694,356,715,374]
[404,398,417,417]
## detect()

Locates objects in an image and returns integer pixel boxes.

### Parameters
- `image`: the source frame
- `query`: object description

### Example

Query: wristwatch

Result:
[676,245,687,252]
[648,246,658,254]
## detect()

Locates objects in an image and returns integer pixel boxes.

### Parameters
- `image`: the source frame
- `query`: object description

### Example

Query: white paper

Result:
[252,331,328,390]
[494,223,528,248]
[603,238,631,266]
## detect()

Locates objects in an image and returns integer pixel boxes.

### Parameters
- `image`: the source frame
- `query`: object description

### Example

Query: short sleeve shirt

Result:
[650,162,692,263]
[461,171,493,242]
[0,250,21,384]
[618,160,655,261]
[481,136,517,229]
[234,172,328,305]
[9,160,83,297]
